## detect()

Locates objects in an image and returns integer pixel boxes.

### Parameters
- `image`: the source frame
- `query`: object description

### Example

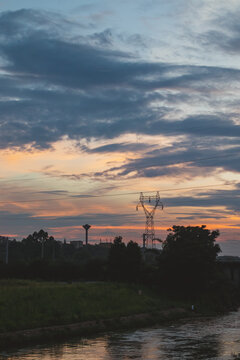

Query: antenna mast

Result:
[136,191,163,248]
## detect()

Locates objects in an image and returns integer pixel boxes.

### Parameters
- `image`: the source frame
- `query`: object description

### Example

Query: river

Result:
[1,310,240,359]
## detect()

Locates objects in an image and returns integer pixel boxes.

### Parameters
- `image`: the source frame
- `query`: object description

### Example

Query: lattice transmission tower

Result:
[136,192,164,248]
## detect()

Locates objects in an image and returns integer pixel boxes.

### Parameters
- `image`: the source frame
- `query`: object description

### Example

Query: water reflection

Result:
[106,333,145,359]
[1,310,240,360]
[155,325,221,359]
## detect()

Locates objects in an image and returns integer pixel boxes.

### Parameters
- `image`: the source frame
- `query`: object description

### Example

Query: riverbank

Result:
[0,280,190,331]
[0,279,238,349]
[0,308,197,349]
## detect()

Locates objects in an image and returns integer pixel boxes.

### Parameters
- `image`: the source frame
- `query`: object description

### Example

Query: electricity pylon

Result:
[136,192,163,248]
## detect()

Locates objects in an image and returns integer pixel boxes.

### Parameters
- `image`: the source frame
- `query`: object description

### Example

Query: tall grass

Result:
[0,280,187,332]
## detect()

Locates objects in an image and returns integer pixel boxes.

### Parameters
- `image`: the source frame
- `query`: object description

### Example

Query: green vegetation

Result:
[107,236,142,281]
[0,225,239,338]
[158,225,221,294]
[0,280,188,333]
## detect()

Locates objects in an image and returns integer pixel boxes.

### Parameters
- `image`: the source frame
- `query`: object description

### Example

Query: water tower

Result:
[82,224,91,245]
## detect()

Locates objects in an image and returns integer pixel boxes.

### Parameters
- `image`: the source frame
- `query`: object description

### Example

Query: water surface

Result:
[1,310,240,359]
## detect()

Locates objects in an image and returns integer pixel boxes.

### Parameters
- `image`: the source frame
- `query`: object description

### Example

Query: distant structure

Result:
[70,240,83,249]
[136,192,163,248]
[82,224,91,245]
[99,239,112,248]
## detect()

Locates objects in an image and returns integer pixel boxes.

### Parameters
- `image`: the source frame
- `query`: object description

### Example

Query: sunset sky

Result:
[0,0,240,254]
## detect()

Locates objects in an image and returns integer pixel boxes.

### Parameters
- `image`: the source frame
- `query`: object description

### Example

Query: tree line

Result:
[0,225,236,297]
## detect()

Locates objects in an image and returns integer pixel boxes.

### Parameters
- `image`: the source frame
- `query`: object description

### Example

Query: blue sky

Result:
[0,0,240,254]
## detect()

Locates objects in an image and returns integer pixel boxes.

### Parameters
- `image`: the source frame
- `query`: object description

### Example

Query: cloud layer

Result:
[0,6,240,249]
[0,9,239,155]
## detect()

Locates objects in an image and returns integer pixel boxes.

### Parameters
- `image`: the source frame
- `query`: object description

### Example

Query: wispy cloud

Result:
[0,9,239,152]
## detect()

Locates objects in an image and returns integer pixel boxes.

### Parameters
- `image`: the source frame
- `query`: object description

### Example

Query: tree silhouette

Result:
[158,225,221,294]
[107,237,142,282]
[125,241,142,282]
[22,230,55,260]
[107,236,126,281]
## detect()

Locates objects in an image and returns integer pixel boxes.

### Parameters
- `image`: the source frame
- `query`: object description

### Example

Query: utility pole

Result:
[40,235,44,259]
[41,240,44,259]
[136,192,163,248]
[82,224,91,245]
[52,241,55,261]
[5,237,8,265]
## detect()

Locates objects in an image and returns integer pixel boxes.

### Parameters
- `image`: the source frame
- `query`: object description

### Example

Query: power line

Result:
[0,149,240,184]
[71,183,236,197]
[0,183,235,205]
[16,183,239,197]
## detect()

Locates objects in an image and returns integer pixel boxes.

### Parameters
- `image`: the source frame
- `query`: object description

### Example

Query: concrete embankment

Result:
[0,308,193,349]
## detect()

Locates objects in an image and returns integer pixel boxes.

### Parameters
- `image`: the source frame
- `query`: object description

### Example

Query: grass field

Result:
[0,280,188,332]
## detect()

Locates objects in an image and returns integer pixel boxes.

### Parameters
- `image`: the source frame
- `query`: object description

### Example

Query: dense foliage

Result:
[0,226,238,307]
[158,225,221,294]
[107,236,142,282]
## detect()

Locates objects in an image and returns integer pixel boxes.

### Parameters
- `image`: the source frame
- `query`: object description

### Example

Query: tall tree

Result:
[107,236,126,281]
[22,230,55,261]
[158,225,221,294]
[125,241,142,282]
[107,237,142,282]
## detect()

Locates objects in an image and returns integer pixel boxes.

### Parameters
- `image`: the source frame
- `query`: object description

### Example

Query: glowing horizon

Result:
[0,1,240,254]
